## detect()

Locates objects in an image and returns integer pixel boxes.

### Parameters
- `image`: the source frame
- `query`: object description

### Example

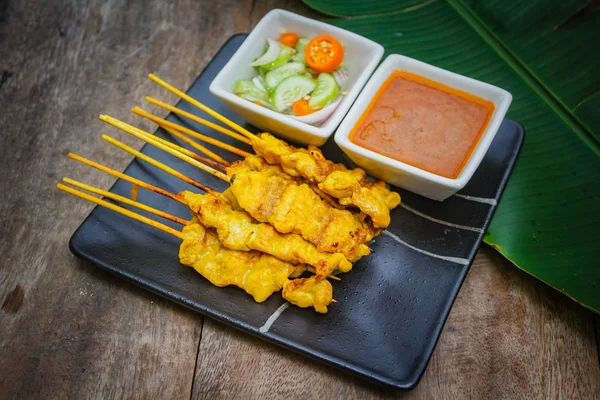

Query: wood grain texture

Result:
[0,0,249,398]
[0,0,599,398]
[596,315,600,365]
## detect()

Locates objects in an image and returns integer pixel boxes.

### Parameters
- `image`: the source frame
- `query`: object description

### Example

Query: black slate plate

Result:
[69,34,524,390]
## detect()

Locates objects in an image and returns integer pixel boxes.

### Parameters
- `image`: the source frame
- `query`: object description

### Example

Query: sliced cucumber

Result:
[264,62,306,91]
[250,39,281,67]
[233,79,269,103]
[252,76,267,92]
[292,37,310,63]
[308,73,339,108]
[270,75,316,112]
[258,46,295,72]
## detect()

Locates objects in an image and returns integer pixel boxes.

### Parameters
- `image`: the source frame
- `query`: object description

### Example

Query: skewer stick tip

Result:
[331,299,337,303]
[328,275,341,281]
[148,74,256,140]
[57,182,184,240]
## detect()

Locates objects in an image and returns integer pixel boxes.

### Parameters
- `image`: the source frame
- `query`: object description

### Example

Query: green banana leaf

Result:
[459,0,600,139]
[301,0,426,17]
[302,0,600,313]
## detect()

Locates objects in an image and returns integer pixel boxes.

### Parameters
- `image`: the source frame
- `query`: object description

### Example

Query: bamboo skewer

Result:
[62,177,189,226]
[149,74,256,140]
[113,125,231,184]
[159,123,231,167]
[102,119,231,184]
[57,183,184,240]
[145,96,251,145]
[101,134,220,194]
[67,153,186,204]
[102,115,227,168]
[100,116,260,193]
[135,111,255,164]
[99,114,229,180]
[306,266,341,281]
[132,107,251,158]
[98,114,229,168]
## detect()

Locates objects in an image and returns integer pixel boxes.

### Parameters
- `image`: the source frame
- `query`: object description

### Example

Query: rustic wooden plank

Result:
[192,246,600,398]
[595,315,600,365]
[412,247,600,399]
[0,0,251,398]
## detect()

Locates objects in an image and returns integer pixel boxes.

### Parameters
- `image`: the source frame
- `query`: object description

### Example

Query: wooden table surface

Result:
[0,0,598,398]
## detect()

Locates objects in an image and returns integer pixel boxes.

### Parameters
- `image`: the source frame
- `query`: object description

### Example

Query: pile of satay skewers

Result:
[58,74,401,313]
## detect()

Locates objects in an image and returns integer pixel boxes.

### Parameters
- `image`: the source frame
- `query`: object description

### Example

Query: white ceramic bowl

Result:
[335,54,512,201]
[209,9,384,146]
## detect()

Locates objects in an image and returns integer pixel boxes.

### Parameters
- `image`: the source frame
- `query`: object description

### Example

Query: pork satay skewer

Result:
[61,179,336,287]
[67,153,342,282]
[103,115,373,259]
[96,132,353,278]
[58,182,333,311]
[102,115,376,262]
[138,99,398,227]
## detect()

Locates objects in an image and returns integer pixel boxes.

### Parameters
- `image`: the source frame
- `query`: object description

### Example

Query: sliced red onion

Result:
[289,98,342,125]
[252,76,267,92]
[333,66,349,86]
[250,39,281,67]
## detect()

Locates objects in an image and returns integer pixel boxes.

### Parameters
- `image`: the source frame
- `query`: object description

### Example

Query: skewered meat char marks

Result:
[181,190,352,278]
[229,170,376,262]
[251,133,401,227]
[180,220,333,312]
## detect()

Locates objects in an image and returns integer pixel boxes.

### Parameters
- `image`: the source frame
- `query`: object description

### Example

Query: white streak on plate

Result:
[454,193,497,206]
[259,302,290,333]
[382,230,470,265]
[399,202,483,233]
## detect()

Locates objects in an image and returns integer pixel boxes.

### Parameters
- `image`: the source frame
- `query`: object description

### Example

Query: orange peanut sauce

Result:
[349,70,495,179]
